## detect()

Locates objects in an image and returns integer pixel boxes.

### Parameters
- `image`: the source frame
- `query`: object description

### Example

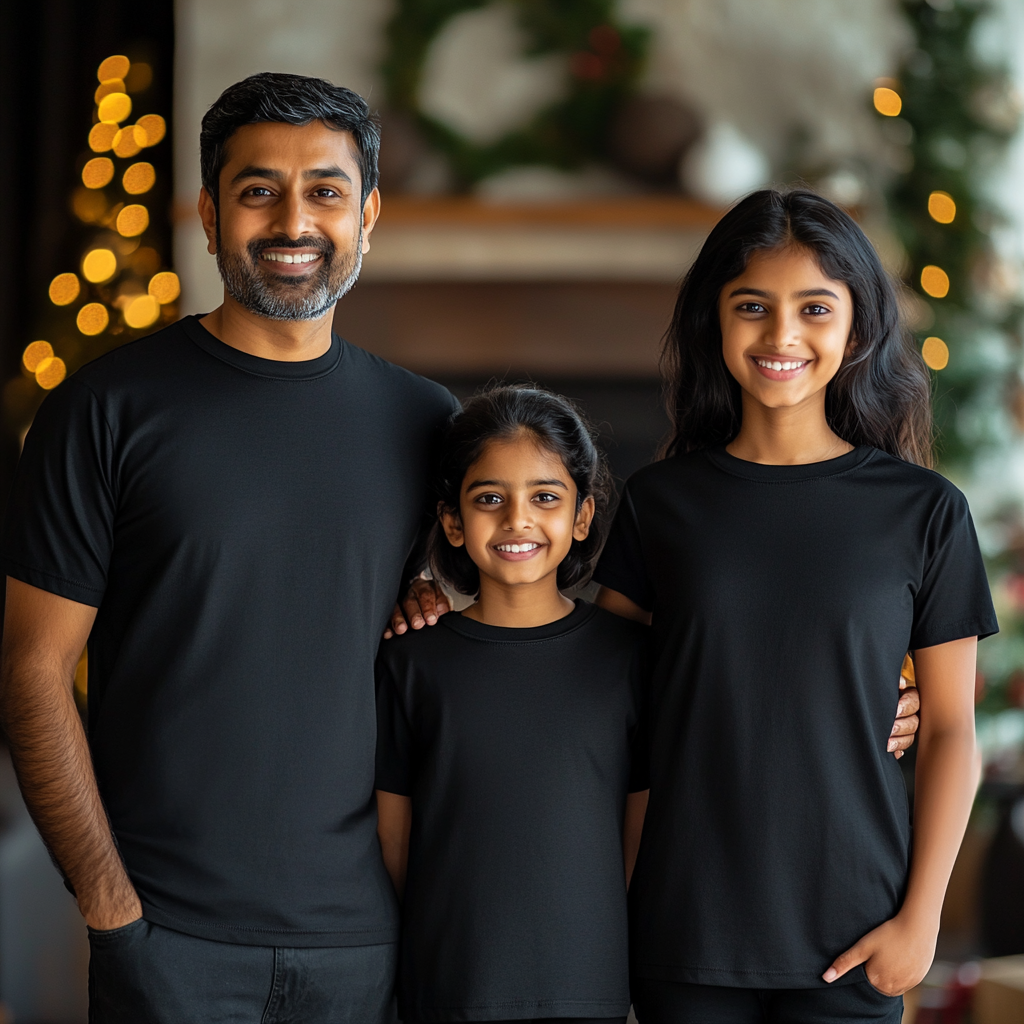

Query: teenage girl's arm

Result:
[823,636,978,996]
[376,790,412,898]
[624,790,649,888]
[594,585,920,756]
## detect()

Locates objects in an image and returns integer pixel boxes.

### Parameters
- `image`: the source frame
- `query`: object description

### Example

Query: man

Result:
[0,73,456,1022]
[0,72,920,1022]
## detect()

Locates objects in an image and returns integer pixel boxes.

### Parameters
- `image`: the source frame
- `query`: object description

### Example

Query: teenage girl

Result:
[375,386,650,1024]
[593,189,997,1023]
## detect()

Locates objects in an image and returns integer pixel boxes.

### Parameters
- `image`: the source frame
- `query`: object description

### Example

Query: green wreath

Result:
[381,0,649,186]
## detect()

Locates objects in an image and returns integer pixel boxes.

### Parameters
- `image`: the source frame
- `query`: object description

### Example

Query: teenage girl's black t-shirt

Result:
[1,315,458,946]
[375,601,649,1023]
[593,446,997,989]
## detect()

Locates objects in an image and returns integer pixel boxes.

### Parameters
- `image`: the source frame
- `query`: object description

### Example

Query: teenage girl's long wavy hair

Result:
[660,189,934,467]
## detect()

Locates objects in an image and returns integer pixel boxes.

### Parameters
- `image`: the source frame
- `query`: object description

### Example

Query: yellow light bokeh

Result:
[98,92,132,125]
[136,114,166,147]
[920,265,950,299]
[116,204,149,237]
[97,55,130,82]
[928,191,956,224]
[49,273,81,306]
[82,248,118,283]
[94,79,125,104]
[873,87,902,117]
[124,62,152,93]
[922,336,950,371]
[81,157,114,189]
[77,303,110,336]
[22,341,53,373]
[88,122,118,153]
[124,294,161,329]
[148,271,181,304]
[112,125,145,158]
[122,162,156,195]
[35,357,67,390]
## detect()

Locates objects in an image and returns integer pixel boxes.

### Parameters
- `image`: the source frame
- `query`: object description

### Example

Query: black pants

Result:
[88,918,397,1024]
[632,973,903,1024]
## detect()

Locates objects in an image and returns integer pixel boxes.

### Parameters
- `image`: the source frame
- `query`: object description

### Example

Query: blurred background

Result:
[1,0,1024,1020]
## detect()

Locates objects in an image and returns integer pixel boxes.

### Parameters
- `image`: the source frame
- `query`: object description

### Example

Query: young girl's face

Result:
[441,432,594,592]
[718,245,854,412]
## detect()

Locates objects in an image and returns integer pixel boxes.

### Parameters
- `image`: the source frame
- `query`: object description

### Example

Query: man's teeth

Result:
[496,543,539,553]
[756,358,807,371]
[261,252,320,264]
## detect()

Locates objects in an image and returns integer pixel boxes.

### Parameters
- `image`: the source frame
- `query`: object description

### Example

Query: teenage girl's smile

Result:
[720,245,855,413]
[492,539,543,560]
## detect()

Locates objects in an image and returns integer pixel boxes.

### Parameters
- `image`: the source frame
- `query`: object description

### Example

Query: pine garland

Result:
[380,0,648,186]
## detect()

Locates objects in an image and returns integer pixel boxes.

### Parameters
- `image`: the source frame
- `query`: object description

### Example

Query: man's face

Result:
[199,121,379,321]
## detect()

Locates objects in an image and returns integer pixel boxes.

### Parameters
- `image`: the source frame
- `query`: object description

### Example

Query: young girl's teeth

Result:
[497,543,538,553]
[757,359,804,371]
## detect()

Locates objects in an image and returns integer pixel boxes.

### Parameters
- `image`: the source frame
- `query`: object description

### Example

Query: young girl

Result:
[375,386,650,1024]
[593,189,998,1023]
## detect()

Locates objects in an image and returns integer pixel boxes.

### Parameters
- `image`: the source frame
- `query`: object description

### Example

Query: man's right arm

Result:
[0,577,141,929]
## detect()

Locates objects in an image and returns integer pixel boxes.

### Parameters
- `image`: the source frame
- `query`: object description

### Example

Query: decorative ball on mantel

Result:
[605,95,701,185]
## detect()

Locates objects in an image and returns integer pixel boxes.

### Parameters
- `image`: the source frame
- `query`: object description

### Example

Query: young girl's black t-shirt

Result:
[375,600,649,1023]
[593,446,998,989]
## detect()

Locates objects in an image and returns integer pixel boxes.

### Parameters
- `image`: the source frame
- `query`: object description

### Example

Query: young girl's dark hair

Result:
[429,385,612,596]
[661,188,934,467]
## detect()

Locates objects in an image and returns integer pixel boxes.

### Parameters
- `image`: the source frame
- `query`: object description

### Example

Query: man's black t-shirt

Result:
[1,315,458,946]
[593,446,997,988]
[375,601,649,1023]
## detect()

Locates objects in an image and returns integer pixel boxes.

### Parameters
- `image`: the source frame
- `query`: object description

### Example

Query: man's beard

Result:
[216,230,363,321]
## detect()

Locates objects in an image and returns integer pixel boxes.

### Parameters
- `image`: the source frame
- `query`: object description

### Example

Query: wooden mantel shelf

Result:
[362,195,723,283]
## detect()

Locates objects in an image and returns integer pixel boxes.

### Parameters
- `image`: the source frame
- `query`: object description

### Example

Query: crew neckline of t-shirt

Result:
[441,598,597,643]
[181,314,344,380]
[704,444,876,482]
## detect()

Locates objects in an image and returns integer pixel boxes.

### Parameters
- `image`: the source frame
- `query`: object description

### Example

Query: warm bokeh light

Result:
[921,265,950,298]
[94,79,126,104]
[122,162,156,195]
[97,55,130,82]
[82,248,117,283]
[136,113,166,147]
[81,157,114,189]
[35,357,67,390]
[124,62,152,93]
[116,204,149,237]
[49,273,81,306]
[98,92,132,125]
[922,336,950,370]
[148,271,181,304]
[928,191,956,224]
[72,187,107,223]
[124,294,161,329]
[22,341,53,373]
[77,303,110,336]
[873,87,902,117]
[88,122,118,153]
[112,125,145,158]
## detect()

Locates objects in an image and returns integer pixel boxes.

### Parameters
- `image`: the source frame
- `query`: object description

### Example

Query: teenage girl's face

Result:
[441,434,595,592]
[718,246,855,412]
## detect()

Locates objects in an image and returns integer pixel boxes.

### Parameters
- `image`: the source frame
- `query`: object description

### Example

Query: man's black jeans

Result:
[88,918,397,1024]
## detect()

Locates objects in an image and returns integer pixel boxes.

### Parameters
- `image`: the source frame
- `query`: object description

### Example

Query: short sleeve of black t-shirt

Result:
[592,447,997,989]
[375,601,648,1022]
[2,316,459,947]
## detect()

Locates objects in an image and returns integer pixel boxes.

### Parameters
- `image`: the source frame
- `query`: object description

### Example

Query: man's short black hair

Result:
[200,72,380,207]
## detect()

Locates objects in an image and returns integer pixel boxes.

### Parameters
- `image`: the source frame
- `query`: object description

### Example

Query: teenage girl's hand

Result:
[890,685,920,760]
[822,910,936,996]
[383,577,450,639]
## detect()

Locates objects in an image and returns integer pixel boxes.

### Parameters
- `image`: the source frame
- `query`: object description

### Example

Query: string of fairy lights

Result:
[874,81,954,373]
[20,54,179,394]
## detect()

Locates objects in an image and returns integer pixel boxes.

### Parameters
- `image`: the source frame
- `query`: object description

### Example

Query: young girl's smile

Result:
[719,245,854,412]
[441,433,594,599]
